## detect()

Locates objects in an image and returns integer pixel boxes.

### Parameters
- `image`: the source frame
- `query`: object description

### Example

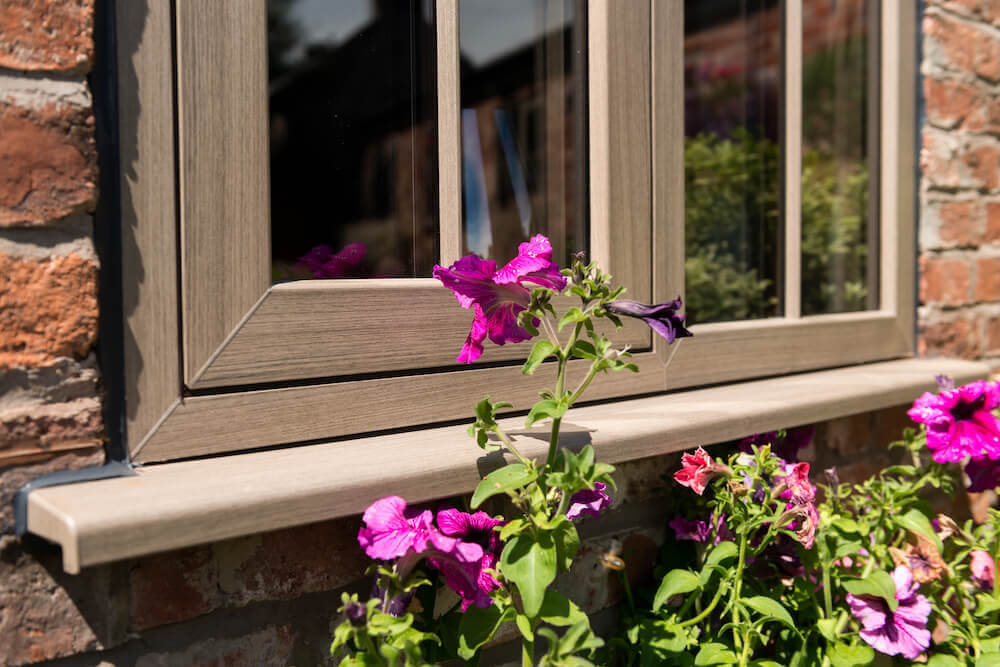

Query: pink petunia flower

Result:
[907,381,1000,463]
[565,482,611,521]
[965,457,1000,492]
[847,566,932,660]
[776,461,817,505]
[433,509,505,610]
[971,550,996,591]
[673,447,729,495]
[433,235,567,363]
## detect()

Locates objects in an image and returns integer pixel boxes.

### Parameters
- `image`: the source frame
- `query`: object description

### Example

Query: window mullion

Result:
[436,0,462,266]
[783,0,803,319]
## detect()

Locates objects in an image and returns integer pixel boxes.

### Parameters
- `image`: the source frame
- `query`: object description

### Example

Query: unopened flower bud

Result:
[344,599,367,627]
[824,467,840,488]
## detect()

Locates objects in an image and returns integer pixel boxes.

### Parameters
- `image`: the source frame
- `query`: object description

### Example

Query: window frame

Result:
[117,0,914,464]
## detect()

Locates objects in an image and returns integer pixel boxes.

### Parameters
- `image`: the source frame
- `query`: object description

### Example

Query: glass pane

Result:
[684,0,781,325]
[268,0,438,280]
[801,0,877,314]
[459,0,587,268]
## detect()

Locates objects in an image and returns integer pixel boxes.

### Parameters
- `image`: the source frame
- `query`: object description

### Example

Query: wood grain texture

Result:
[31,358,989,573]
[177,0,270,384]
[651,0,685,368]
[136,352,665,462]
[588,1,651,303]
[664,311,912,390]
[117,0,181,455]
[784,0,802,318]
[437,0,461,265]
[190,280,651,387]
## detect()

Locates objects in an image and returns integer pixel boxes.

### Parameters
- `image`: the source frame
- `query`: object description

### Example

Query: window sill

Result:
[27,357,988,574]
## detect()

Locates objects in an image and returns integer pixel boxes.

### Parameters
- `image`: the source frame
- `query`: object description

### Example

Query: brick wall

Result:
[920,1,1000,366]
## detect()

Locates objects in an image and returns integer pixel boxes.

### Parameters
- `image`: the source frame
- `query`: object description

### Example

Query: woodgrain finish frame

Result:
[120,0,917,463]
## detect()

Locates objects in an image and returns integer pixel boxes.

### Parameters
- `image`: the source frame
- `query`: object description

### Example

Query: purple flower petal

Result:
[606,298,692,344]
[565,481,611,521]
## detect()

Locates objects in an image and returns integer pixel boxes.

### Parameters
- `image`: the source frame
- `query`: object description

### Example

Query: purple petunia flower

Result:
[907,380,1000,463]
[847,566,932,660]
[605,297,693,344]
[296,242,366,278]
[738,425,815,462]
[965,456,1000,492]
[565,482,611,521]
[433,235,567,363]
[670,512,733,544]
[434,509,505,610]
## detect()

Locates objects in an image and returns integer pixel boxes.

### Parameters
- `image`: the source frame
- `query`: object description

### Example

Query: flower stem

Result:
[678,584,726,628]
[547,417,562,470]
[521,637,534,667]
[730,531,749,651]
[494,427,531,467]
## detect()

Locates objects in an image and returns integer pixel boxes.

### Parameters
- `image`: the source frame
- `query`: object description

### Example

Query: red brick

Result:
[976,29,1000,81]
[988,202,1000,242]
[0,253,98,369]
[136,625,297,666]
[922,130,962,189]
[920,255,971,304]
[985,315,1000,353]
[0,102,97,226]
[874,405,915,448]
[0,0,93,73]
[976,257,1000,300]
[919,316,979,358]
[818,412,873,457]
[129,546,219,631]
[964,142,1000,191]
[924,77,980,129]
[924,12,978,72]
[938,200,981,245]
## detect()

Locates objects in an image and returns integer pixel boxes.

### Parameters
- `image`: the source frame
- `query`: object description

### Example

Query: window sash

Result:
[119,0,915,463]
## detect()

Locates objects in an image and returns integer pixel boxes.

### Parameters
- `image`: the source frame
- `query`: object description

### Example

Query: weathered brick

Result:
[0,399,103,466]
[0,448,103,534]
[132,625,297,667]
[988,202,1000,242]
[932,199,981,247]
[985,314,1000,353]
[0,102,97,226]
[128,546,219,632]
[921,130,963,189]
[924,11,978,72]
[976,28,1000,81]
[0,0,93,73]
[924,77,981,129]
[818,412,873,457]
[919,315,980,358]
[216,519,370,606]
[0,253,97,369]
[976,256,1000,300]
[920,254,972,304]
[965,141,1000,190]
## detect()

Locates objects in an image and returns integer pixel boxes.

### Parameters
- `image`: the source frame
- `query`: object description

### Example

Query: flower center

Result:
[952,394,986,421]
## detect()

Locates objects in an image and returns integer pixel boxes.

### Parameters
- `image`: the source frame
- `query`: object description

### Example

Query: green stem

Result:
[618,569,636,616]
[546,417,562,471]
[521,636,534,667]
[822,563,834,619]
[568,364,600,407]
[738,630,753,667]
[494,427,531,467]
[731,531,749,651]
[678,583,727,628]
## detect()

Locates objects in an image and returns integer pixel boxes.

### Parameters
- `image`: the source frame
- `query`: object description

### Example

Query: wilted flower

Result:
[433,235,567,363]
[775,461,817,505]
[907,380,1000,463]
[605,297,693,344]
[565,481,611,521]
[889,533,946,584]
[965,456,1000,492]
[847,566,932,660]
[434,509,505,610]
[674,447,730,495]
[971,550,996,591]
[776,502,819,550]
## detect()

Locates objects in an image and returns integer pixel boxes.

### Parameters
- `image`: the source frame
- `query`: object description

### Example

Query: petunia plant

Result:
[613,376,1000,666]
[330,236,691,666]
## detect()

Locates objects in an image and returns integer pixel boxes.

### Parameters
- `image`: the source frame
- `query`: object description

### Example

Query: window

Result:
[117,0,915,464]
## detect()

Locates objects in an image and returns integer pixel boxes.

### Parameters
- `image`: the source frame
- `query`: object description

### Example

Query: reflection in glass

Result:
[684,0,781,324]
[801,0,877,314]
[268,0,438,280]
[459,0,587,268]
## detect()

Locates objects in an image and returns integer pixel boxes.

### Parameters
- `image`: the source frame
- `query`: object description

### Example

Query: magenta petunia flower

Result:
[965,456,1000,492]
[605,297,693,344]
[433,235,567,363]
[776,461,817,505]
[907,381,1000,463]
[565,482,611,521]
[674,447,729,495]
[847,566,932,660]
[971,550,996,591]
[296,242,366,278]
[670,512,733,544]
[433,509,505,610]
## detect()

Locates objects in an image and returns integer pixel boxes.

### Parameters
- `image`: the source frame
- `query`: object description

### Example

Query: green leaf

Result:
[743,596,795,630]
[570,340,597,359]
[815,618,838,642]
[978,594,1000,617]
[558,307,586,331]
[652,569,700,612]
[499,518,528,542]
[831,518,861,534]
[828,642,874,667]
[551,518,580,571]
[642,619,689,653]
[699,541,739,585]
[842,570,897,611]
[471,464,537,508]
[538,590,588,627]
[523,340,558,376]
[977,653,1000,667]
[501,533,557,617]
[457,604,514,660]
[894,508,943,553]
[694,642,739,665]
[525,398,567,429]
[927,655,964,667]
[515,614,533,641]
